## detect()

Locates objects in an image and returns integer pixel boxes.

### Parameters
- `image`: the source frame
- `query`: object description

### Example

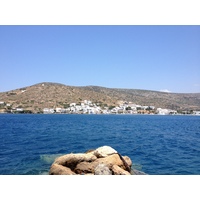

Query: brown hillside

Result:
[0,82,200,113]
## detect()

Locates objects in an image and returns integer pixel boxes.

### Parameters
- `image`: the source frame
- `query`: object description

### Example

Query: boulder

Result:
[92,154,131,170]
[117,154,132,172]
[54,152,97,170]
[93,154,122,170]
[94,146,117,158]
[131,169,147,175]
[94,164,112,175]
[112,165,131,175]
[48,146,144,175]
[74,161,96,174]
[74,154,130,174]
[49,163,75,175]
[122,156,132,167]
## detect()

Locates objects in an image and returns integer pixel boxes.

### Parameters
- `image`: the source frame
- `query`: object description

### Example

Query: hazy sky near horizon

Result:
[0,25,200,93]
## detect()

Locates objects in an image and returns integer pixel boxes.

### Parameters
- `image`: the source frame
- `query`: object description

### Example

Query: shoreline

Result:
[0,112,200,116]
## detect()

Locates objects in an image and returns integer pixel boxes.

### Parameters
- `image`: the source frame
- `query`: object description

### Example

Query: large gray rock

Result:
[131,169,147,175]
[94,164,112,175]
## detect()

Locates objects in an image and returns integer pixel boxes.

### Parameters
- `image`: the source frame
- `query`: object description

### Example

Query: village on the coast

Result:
[1,99,200,115]
[42,100,200,115]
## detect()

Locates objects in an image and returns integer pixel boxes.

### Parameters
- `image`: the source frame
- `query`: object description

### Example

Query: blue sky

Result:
[0,25,200,93]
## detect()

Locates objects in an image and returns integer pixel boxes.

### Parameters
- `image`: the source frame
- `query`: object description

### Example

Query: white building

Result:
[157,108,177,115]
[194,111,200,115]
[157,108,170,115]
[16,108,24,112]
[43,108,54,114]
[84,100,88,104]
[56,108,62,113]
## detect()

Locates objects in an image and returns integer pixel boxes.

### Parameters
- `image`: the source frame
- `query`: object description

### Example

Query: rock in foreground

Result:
[49,146,145,175]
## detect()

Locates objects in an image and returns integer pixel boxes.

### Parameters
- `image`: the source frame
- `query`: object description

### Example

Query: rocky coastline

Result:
[49,146,146,175]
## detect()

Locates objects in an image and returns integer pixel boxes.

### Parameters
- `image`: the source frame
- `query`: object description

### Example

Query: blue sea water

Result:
[0,114,200,175]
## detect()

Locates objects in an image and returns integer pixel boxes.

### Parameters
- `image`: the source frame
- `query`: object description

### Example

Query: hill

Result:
[0,82,200,113]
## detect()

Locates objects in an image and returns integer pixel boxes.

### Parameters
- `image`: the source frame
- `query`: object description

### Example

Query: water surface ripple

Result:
[0,114,199,175]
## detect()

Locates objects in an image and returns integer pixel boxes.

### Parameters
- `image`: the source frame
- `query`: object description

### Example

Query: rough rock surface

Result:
[131,169,147,175]
[54,153,97,170]
[49,163,76,175]
[49,146,145,175]
[112,165,131,175]
[94,146,117,158]
[94,164,112,175]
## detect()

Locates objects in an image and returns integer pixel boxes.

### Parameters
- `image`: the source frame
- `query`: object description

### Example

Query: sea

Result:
[0,114,200,175]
